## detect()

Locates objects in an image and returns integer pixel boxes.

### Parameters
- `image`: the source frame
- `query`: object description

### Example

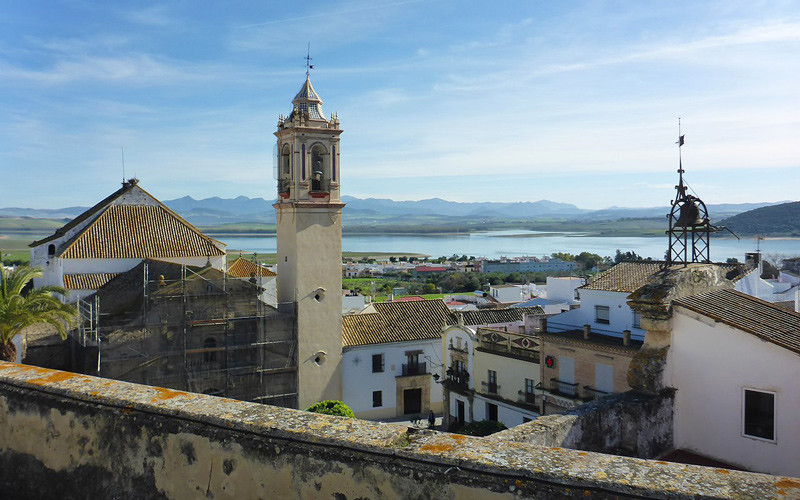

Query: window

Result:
[633,311,642,329]
[372,354,384,373]
[454,360,465,374]
[595,305,610,325]
[595,363,614,394]
[743,389,775,441]
[487,370,497,393]
[486,402,498,421]
[524,378,535,403]
[372,390,383,408]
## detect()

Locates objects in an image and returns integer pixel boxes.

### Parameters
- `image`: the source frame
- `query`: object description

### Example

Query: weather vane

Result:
[305,42,314,77]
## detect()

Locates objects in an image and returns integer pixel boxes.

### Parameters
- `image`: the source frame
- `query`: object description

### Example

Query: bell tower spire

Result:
[665,121,713,266]
[274,68,344,409]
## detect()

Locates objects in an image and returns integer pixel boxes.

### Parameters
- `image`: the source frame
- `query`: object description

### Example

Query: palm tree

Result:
[0,266,77,362]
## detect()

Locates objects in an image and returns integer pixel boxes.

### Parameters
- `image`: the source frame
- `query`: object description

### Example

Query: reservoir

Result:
[220,231,800,261]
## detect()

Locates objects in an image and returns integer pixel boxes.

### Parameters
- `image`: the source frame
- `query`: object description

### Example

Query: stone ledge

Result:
[0,362,797,499]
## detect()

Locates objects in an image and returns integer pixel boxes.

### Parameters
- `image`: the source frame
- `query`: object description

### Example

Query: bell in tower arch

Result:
[676,199,703,228]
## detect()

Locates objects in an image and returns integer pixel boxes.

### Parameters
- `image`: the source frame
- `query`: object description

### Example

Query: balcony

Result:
[550,378,579,397]
[481,381,499,394]
[443,368,470,392]
[400,362,427,377]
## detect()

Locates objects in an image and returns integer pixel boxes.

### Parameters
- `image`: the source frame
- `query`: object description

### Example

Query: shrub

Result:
[460,420,507,437]
[305,400,355,418]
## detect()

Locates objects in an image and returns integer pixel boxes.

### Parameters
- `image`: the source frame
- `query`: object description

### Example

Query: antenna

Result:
[305,42,314,77]
[121,146,126,183]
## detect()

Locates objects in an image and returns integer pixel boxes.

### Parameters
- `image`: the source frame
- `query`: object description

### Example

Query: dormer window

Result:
[48,244,56,256]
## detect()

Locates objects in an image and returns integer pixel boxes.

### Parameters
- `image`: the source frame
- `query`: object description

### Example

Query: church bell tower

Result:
[274,75,344,409]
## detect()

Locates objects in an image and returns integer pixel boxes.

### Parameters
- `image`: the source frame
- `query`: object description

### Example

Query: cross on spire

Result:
[305,42,314,77]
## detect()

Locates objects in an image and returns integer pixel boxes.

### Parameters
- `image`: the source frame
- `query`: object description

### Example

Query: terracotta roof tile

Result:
[460,306,544,326]
[59,205,225,259]
[342,299,454,347]
[582,262,664,293]
[674,288,800,355]
[227,258,276,278]
[342,300,545,348]
[63,273,118,290]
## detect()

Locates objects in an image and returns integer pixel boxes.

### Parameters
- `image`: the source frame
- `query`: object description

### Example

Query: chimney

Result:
[583,324,591,340]
[623,330,631,346]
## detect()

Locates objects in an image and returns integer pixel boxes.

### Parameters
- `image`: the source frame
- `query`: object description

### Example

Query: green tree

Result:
[1,266,77,362]
[551,252,574,261]
[305,400,355,418]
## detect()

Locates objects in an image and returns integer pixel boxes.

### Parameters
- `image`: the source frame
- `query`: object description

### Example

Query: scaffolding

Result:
[76,261,298,408]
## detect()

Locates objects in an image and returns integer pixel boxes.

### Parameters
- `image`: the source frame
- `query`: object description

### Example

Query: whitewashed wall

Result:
[342,339,443,419]
[668,307,800,477]
[549,289,645,340]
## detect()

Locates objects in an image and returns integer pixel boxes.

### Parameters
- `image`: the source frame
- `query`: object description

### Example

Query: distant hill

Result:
[719,201,800,236]
[0,196,787,231]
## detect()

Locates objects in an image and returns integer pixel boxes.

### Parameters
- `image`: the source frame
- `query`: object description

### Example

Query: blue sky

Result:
[1,1,799,209]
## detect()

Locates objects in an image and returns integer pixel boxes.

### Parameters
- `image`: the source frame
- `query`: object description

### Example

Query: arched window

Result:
[281,144,291,177]
[203,337,217,363]
[310,144,328,192]
[48,244,56,256]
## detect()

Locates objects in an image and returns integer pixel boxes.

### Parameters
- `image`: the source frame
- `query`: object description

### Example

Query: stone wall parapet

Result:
[0,362,796,499]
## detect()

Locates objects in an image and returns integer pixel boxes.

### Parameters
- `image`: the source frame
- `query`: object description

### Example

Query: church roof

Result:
[227,258,276,278]
[32,179,225,260]
[63,273,119,290]
[58,204,225,259]
[31,179,140,247]
[292,76,325,120]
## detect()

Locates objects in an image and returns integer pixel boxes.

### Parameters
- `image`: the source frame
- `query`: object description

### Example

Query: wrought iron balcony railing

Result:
[401,362,427,377]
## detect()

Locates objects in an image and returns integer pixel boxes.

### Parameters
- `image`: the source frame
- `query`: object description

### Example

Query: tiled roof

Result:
[58,205,225,259]
[342,299,546,348]
[582,261,747,293]
[415,266,447,272]
[460,306,544,326]
[674,288,800,355]
[63,273,118,290]
[31,180,140,247]
[342,299,455,347]
[227,258,276,278]
[582,262,664,293]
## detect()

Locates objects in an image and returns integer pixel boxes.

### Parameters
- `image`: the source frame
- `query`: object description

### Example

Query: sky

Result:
[1,1,799,210]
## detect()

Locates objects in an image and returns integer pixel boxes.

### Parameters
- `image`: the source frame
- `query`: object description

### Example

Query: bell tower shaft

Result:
[274,76,345,409]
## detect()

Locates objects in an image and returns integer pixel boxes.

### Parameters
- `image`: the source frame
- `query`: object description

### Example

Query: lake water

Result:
[220,231,800,261]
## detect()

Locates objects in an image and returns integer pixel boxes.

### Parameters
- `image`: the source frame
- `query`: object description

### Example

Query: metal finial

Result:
[305,42,313,77]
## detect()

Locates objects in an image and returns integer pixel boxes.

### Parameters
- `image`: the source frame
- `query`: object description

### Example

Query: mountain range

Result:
[0,196,788,228]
